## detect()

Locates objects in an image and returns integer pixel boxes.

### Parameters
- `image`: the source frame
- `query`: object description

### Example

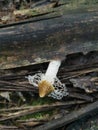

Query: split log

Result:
[0,1,98,69]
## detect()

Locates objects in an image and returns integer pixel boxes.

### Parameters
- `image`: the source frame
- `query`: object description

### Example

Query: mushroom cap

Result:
[38,80,54,97]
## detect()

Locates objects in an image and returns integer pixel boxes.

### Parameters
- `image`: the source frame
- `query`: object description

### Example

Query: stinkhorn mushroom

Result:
[38,60,61,97]
[27,60,68,100]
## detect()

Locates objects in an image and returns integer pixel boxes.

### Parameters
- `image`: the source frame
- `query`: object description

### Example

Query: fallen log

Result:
[0,1,98,69]
[0,1,98,129]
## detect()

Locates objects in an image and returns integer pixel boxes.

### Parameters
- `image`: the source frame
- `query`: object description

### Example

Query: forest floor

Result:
[0,0,98,130]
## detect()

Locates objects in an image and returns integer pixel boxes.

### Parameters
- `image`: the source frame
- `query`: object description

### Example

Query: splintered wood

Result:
[0,51,98,129]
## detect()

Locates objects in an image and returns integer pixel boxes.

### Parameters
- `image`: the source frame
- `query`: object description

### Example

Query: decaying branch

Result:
[0,101,85,121]
[33,100,98,130]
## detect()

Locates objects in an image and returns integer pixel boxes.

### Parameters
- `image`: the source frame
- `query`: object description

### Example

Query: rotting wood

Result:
[33,100,98,130]
[0,101,84,121]
[0,52,97,129]
[69,92,94,102]
[0,125,21,130]
[0,3,98,69]
[0,1,98,129]
[0,100,84,113]
[0,65,97,94]
[0,52,97,97]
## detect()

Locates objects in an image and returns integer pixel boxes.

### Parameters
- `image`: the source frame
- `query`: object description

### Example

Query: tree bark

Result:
[0,1,98,69]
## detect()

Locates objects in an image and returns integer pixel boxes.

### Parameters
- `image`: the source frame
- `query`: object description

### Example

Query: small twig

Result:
[69,92,94,102]
[0,125,20,130]
[0,101,85,121]
[61,67,98,80]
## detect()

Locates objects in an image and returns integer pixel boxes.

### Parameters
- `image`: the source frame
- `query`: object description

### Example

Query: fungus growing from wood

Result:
[38,60,61,97]
[27,60,68,99]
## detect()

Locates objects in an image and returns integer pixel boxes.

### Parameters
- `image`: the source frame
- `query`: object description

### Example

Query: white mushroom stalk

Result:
[27,60,68,100]
[38,60,61,97]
